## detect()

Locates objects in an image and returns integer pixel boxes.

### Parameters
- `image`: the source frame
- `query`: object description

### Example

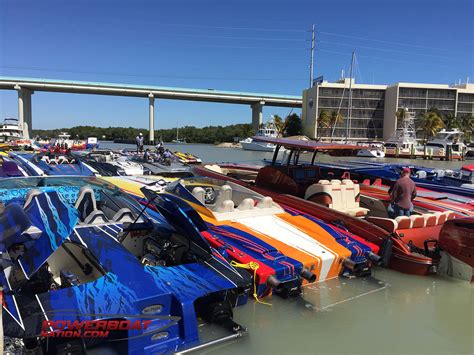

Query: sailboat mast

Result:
[346,51,355,142]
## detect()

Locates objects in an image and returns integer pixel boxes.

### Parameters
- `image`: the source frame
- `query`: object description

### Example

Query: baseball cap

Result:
[402,167,411,174]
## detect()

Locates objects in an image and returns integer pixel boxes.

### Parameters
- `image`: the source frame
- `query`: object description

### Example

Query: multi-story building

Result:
[302,80,474,142]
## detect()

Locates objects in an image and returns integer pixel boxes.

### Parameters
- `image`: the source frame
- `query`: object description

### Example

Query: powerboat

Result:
[174,151,202,164]
[355,141,385,158]
[77,149,149,176]
[122,150,191,177]
[240,119,280,152]
[10,152,96,176]
[425,129,466,160]
[193,137,445,276]
[0,155,28,177]
[438,217,474,283]
[0,176,251,353]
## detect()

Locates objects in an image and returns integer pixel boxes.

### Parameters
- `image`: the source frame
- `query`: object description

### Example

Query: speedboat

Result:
[0,155,28,177]
[438,217,474,283]
[355,141,385,158]
[0,176,251,353]
[193,137,444,276]
[10,152,96,176]
[107,176,380,291]
[122,150,191,177]
[77,149,148,176]
[174,151,202,164]
[240,119,280,152]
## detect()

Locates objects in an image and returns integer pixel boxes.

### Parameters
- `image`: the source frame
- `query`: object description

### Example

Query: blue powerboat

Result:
[9,152,96,176]
[0,176,251,354]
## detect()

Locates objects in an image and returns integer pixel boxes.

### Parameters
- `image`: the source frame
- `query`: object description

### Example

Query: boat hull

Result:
[240,141,276,152]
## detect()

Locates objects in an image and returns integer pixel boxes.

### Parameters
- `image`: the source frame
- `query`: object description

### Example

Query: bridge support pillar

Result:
[148,93,155,143]
[15,86,33,139]
[251,101,264,130]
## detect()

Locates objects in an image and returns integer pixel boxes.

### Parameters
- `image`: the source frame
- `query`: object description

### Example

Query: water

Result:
[102,142,473,354]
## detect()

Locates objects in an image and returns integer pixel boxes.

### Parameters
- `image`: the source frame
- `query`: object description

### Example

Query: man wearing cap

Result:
[388,167,417,217]
[136,132,144,153]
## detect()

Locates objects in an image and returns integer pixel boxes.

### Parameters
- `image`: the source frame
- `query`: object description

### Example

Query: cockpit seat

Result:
[216,200,234,213]
[84,210,109,225]
[191,187,206,204]
[395,216,412,229]
[415,170,427,179]
[409,215,426,228]
[257,196,273,209]
[57,156,69,164]
[112,208,135,223]
[214,185,232,207]
[237,198,254,211]
[75,186,97,221]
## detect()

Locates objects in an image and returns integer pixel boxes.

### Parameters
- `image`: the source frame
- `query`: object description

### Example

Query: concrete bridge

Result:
[0,76,302,141]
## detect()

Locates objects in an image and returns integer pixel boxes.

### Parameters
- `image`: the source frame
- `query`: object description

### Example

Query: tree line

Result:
[31,113,303,144]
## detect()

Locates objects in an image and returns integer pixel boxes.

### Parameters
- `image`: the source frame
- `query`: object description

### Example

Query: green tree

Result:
[272,114,286,136]
[395,108,410,128]
[285,113,302,136]
[317,110,331,140]
[419,110,444,142]
[459,115,474,141]
[329,111,344,142]
[442,112,461,130]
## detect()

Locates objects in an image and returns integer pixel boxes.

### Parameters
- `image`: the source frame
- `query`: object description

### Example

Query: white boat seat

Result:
[24,188,43,208]
[237,198,254,211]
[57,156,69,164]
[205,164,223,174]
[75,186,97,221]
[112,208,135,223]
[217,200,234,213]
[257,196,273,209]
[416,171,427,179]
[84,210,109,225]
[191,187,206,204]
[214,184,232,206]
[395,216,412,229]
[445,211,456,220]
[317,179,330,185]
[366,216,398,233]
[409,215,426,228]
[423,214,438,227]
[41,156,51,164]
[435,211,447,224]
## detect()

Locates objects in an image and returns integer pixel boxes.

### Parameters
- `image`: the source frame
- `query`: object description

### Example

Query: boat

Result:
[239,119,280,152]
[85,136,100,149]
[437,217,474,283]
[383,109,425,158]
[439,165,474,188]
[107,176,381,289]
[77,149,149,176]
[174,151,202,164]
[0,118,24,143]
[10,152,96,176]
[172,127,187,144]
[0,176,251,353]
[49,132,91,151]
[122,149,192,177]
[355,141,385,158]
[0,155,28,177]
[466,142,474,160]
[425,129,466,160]
[193,137,444,276]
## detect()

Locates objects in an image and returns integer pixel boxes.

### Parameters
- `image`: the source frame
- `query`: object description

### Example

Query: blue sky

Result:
[1,0,473,129]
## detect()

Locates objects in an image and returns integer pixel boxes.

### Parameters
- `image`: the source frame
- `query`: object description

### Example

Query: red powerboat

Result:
[193,137,444,275]
[438,217,474,283]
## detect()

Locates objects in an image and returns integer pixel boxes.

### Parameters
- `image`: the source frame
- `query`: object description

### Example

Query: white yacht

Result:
[355,141,385,158]
[426,129,466,159]
[383,109,425,157]
[0,118,23,143]
[240,119,280,152]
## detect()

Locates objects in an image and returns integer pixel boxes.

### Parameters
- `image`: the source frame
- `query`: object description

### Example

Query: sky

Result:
[0,0,473,130]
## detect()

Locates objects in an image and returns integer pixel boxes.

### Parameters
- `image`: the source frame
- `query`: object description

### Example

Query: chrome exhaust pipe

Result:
[368,251,382,265]
[266,275,283,291]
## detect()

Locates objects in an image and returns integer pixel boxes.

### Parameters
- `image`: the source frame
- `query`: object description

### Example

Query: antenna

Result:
[309,24,315,88]
[346,51,355,142]
[341,69,345,79]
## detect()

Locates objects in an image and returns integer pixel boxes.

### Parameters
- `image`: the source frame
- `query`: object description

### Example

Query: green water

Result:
[103,142,473,355]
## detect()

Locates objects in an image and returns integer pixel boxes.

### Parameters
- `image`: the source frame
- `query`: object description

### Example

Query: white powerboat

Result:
[240,119,280,152]
[355,141,385,158]
[425,129,466,159]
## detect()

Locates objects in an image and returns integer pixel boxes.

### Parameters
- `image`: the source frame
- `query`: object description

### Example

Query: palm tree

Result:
[317,110,331,140]
[459,115,474,141]
[395,108,410,127]
[442,112,461,130]
[329,111,344,142]
[272,114,286,136]
[419,110,444,142]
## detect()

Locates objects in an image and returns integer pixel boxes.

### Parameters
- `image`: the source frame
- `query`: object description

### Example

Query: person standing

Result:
[136,132,144,153]
[388,167,417,217]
